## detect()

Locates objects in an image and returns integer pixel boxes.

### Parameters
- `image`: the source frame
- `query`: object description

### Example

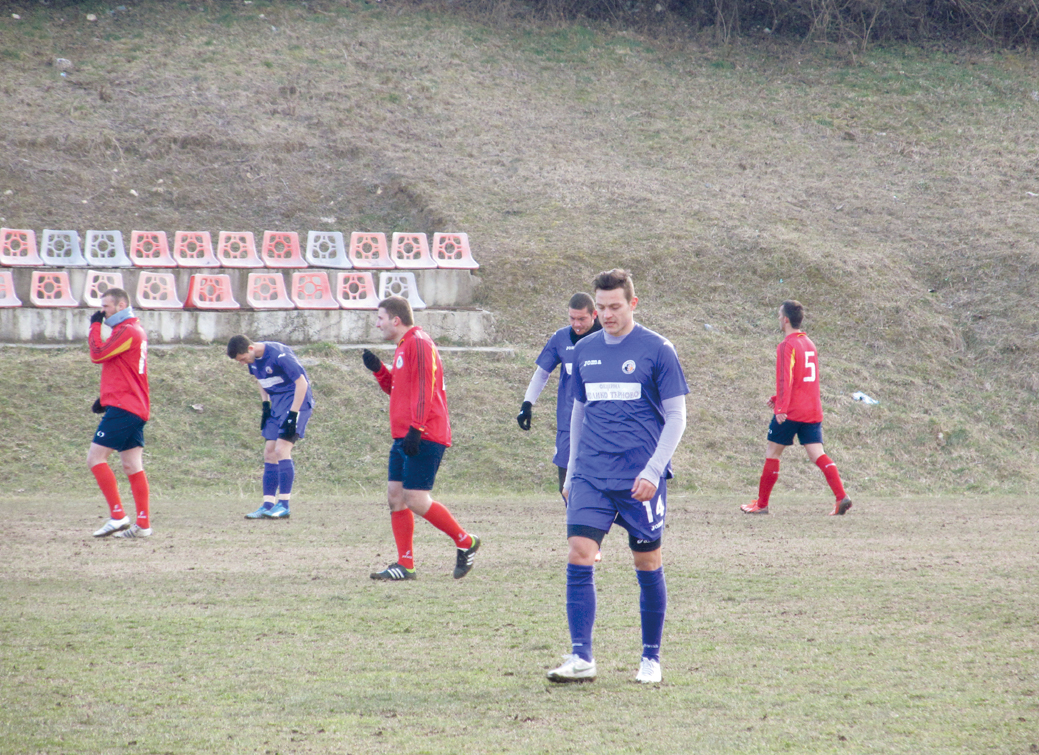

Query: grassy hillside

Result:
[2,1,1038,497]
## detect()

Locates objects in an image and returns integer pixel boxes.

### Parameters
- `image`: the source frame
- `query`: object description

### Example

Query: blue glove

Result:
[517,401,533,431]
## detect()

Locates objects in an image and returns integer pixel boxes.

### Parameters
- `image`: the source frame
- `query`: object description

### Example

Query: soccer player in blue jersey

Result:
[227,335,315,520]
[547,269,689,686]
[516,292,601,498]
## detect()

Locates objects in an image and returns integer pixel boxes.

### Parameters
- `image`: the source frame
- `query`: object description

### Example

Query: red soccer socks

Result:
[757,458,780,508]
[128,470,150,529]
[815,454,847,502]
[91,463,125,520]
[421,501,473,549]
[391,509,416,570]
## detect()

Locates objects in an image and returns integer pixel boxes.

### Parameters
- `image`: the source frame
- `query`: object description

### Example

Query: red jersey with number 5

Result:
[372,326,451,446]
[89,318,150,421]
[772,331,822,423]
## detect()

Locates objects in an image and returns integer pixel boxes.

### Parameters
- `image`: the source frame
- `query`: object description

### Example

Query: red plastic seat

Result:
[30,270,79,307]
[335,271,380,309]
[247,272,295,310]
[136,272,184,309]
[0,270,22,307]
[184,274,239,309]
[291,271,339,309]
[217,231,265,268]
[0,228,42,266]
[348,232,394,269]
[431,232,479,269]
[129,231,177,267]
[390,233,436,269]
[261,231,308,268]
[173,231,220,267]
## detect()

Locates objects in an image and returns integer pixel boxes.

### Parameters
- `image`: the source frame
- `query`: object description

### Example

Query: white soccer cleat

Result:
[93,516,130,537]
[113,524,152,539]
[547,654,597,683]
[635,657,662,684]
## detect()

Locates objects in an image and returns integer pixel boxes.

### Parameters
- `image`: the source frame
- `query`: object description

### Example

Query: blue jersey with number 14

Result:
[571,324,689,489]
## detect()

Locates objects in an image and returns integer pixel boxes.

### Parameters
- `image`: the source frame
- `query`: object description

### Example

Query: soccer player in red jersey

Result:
[742,300,853,516]
[87,288,153,538]
[361,295,480,581]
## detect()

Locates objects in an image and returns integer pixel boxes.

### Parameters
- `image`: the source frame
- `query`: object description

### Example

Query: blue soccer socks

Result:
[637,567,667,663]
[262,462,279,508]
[566,563,596,662]
[277,458,294,510]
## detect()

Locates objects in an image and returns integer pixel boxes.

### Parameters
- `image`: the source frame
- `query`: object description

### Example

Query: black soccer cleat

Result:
[370,563,416,581]
[453,534,481,579]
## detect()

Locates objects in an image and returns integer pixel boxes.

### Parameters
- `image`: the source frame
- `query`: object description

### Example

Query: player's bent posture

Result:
[362,295,480,581]
[227,335,315,520]
[517,292,601,499]
[742,300,852,516]
[548,269,689,685]
[87,288,153,539]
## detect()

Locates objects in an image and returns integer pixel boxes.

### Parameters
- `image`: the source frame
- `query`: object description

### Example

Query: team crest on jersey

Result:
[396,355,404,369]
[266,366,273,374]
[622,360,636,374]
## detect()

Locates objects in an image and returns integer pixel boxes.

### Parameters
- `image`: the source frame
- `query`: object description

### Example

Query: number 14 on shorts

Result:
[642,498,664,522]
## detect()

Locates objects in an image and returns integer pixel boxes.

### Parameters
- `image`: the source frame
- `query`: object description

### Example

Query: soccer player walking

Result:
[547,269,689,685]
[362,295,480,581]
[741,300,853,516]
[516,292,601,499]
[88,288,153,539]
[227,335,314,520]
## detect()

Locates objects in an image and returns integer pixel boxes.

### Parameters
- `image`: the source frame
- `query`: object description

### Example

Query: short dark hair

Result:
[781,300,805,329]
[592,269,635,302]
[378,295,414,327]
[227,334,253,359]
[102,287,130,306]
[568,292,595,313]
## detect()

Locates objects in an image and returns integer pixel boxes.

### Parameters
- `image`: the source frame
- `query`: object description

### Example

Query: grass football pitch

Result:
[1,492,1036,754]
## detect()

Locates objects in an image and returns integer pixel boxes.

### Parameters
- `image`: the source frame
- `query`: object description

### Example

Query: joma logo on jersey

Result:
[582,359,602,367]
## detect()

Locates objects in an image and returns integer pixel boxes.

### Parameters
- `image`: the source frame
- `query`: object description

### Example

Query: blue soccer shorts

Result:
[93,406,146,452]
[262,392,313,442]
[388,438,446,491]
[566,475,667,547]
[767,417,823,446]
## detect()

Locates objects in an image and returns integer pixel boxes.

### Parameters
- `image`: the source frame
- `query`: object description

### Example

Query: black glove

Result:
[362,349,384,373]
[261,400,272,432]
[91,398,105,414]
[517,401,533,431]
[403,426,422,456]
[90,310,105,325]
[279,410,299,438]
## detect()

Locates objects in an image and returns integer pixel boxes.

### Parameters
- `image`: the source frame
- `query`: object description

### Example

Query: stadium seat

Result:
[379,271,426,310]
[30,270,79,307]
[0,228,42,266]
[335,271,380,309]
[217,231,265,268]
[0,270,22,307]
[261,231,308,268]
[184,274,239,309]
[304,231,351,268]
[136,272,184,309]
[246,272,295,310]
[129,231,177,267]
[40,229,87,267]
[432,232,479,269]
[84,230,133,267]
[82,271,125,308]
[173,231,220,267]
[390,232,436,269]
[291,271,339,309]
[348,232,395,269]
